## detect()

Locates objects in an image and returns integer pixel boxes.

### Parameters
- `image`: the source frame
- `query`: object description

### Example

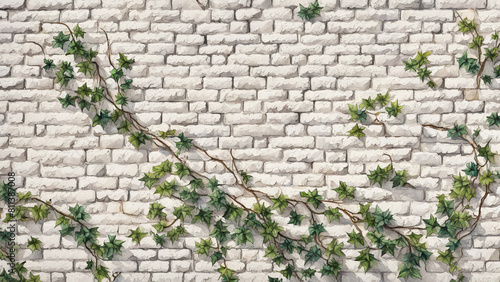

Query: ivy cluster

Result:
[298,0,323,21]
[403,50,436,88]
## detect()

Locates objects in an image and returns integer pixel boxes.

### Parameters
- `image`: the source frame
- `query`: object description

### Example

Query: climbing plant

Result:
[0,6,498,282]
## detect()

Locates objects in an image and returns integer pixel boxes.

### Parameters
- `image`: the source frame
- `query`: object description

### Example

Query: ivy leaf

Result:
[189,178,204,190]
[192,208,212,227]
[487,113,500,127]
[403,252,421,267]
[391,170,409,187]
[223,203,244,222]
[309,222,326,237]
[347,230,364,248]
[120,79,133,91]
[458,17,477,34]
[110,109,123,123]
[231,227,254,245]
[78,99,91,112]
[495,65,500,78]
[253,202,273,220]
[129,132,151,149]
[207,177,220,191]
[398,263,422,279]
[43,59,55,70]
[260,220,283,243]
[437,196,455,217]
[324,207,342,222]
[480,170,495,186]
[152,221,168,232]
[173,205,194,221]
[92,109,111,128]
[288,210,305,226]
[414,50,432,66]
[367,165,391,186]
[446,238,461,251]
[304,245,322,265]
[240,170,252,184]
[468,35,484,50]
[128,227,147,244]
[348,124,365,139]
[482,75,493,85]
[103,235,125,260]
[58,94,77,108]
[210,220,230,243]
[91,87,104,103]
[385,100,404,118]
[208,189,228,211]
[69,204,90,221]
[478,142,496,163]
[118,120,131,133]
[280,264,295,279]
[447,124,467,139]
[110,68,124,82]
[462,162,479,177]
[139,172,159,189]
[321,259,342,278]
[211,251,224,265]
[298,0,322,21]
[52,32,70,49]
[175,133,193,152]
[30,204,49,223]
[75,226,99,246]
[334,181,355,200]
[179,188,200,203]
[280,238,295,253]
[27,237,41,252]
[437,249,455,266]
[271,194,289,213]
[485,47,499,61]
[85,260,93,270]
[355,249,378,273]
[373,205,393,233]
[300,189,322,209]
[75,83,92,99]
[301,268,316,279]
[146,202,166,220]
[360,97,376,110]
[118,53,135,70]
[438,221,457,238]
[380,239,397,256]
[152,232,166,247]
[457,51,480,74]
[264,244,279,259]
[93,265,109,282]
[325,238,345,258]
[73,24,85,38]
[348,104,367,122]
[76,61,94,76]
[195,238,213,255]
[423,214,440,237]
[244,213,262,229]
[115,92,128,106]
[167,226,187,243]
[84,48,98,61]
[450,173,475,202]
[66,40,86,59]
[417,66,431,82]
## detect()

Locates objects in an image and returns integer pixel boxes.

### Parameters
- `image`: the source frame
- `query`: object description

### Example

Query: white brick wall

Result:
[1,0,500,281]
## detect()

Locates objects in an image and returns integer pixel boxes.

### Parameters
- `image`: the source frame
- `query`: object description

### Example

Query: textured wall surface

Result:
[1,0,500,281]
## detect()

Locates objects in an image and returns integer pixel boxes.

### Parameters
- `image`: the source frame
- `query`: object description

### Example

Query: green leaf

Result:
[91,87,104,103]
[84,48,98,61]
[66,40,86,59]
[495,65,500,78]
[450,211,472,229]
[30,204,49,223]
[260,220,283,243]
[280,264,295,279]
[110,109,123,123]
[398,263,422,279]
[391,170,409,187]
[417,66,431,82]
[478,142,496,164]
[386,100,404,118]
[118,120,131,133]
[173,205,194,221]
[300,189,323,209]
[348,124,365,139]
[347,230,364,248]
[482,75,493,85]
[485,47,499,61]
[207,177,220,191]
[271,193,289,213]
[325,238,345,258]
[179,187,200,203]
[152,221,168,232]
[298,0,323,21]
[487,112,500,127]
[373,205,393,233]
[223,203,244,221]
[118,53,135,70]
[103,235,125,260]
[280,238,295,253]
[110,68,124,82]
[458,17,477,34]
[78,99,91,112]
[190,178,204,190]
[76,61,94,76]
[73,24,85,38]
[93,265,109,282]
[147,202,166,220]
[462,162,479,177]
[52,32,70,49]
[457,51,480,74]
[438,221,457,238]
[253,202,273,220]
[128,227,147,244]
[75,83,92,99]
[450,173,475,202]
[92,109,111,128]
[210,220,230,243]
[355,249,378,273]
[348,104,367,122]
[115,92,128,106]
[423,214,441,237]
[304,245,321,265]
[367,165,392,186]
[69,204,90,221]
[120,79,133,91]
[58,93,77,108]
[167,226,187,243]
[301,268,316,279]
[27,237,41,252]
[447,124,467,139]
[334,181,355,200]
[75,226,99,246]
[321,258,342,278]
[43,59,56,70]
[152,160,173,178]
[480,170,495,186]
[446,238,461,251]
[129,132,151,149]
[437,195,455,217]
[360,97,376,110]
[468,35,484,50]
[403,252,421,267]
[211,251,224,265]
[159,129,176,139]
[324,207,342,222]
[437,249,455,266]
[309,222,326,236]
[139,172,159,189]
[231,226,254,245]
[288,210,304,226]
[264,244,279,259]
[414,50,432,66]
[175,133,193,152]
[208,188,228,211]
[152,232,166,247]
[195,238,213,255]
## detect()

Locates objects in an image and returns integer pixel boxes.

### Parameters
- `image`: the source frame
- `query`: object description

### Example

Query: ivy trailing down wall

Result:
[1,1,500,282]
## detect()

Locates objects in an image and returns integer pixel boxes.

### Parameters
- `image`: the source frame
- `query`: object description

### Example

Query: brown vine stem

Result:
[457,183,490,240]
[100,28,117,70]
[26,41,45,57]
[55,22,76,42]
[30,197,88,229]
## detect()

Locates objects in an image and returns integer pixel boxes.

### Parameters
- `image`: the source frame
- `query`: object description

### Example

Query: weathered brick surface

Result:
[1,0,500,281]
